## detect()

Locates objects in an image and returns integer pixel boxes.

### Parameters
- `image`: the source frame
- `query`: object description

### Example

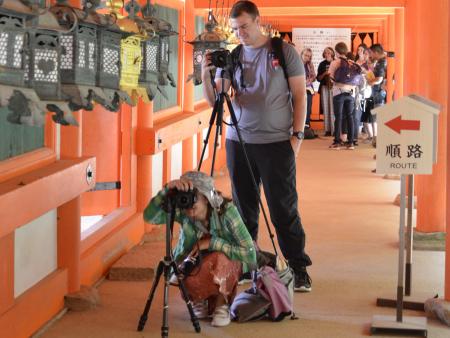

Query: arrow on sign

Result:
[385,115,421,134]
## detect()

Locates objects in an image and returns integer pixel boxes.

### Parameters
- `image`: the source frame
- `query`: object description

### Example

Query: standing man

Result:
[367,43,388,148]
[201,0,312,292]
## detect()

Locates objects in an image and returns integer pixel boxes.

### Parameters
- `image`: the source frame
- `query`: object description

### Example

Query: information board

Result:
[292,28,351,91]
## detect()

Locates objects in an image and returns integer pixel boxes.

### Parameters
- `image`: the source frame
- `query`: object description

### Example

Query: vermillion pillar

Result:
[386,15,395,104]
[182,0,195,173]
[444,0,450,301]
[137,100,154,212]
[394,9,404,100]
[412,0,448,233]
[58,111,82,293]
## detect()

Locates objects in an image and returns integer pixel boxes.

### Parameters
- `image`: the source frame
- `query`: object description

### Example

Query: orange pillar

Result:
[446,0,450,299]
[385,15,395,104]
[59,110,82,293]
[381,18,388,47]
[394,8,404,100]
[57,198,81,293]
[136,101,153,212]
[0,233,14,315]
[182,0,195,173]
[163,148,172,185]
[411,0,448,234]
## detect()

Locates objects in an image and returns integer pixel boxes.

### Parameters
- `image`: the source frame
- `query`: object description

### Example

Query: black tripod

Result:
[137,197,201,337]
[197,72,279,254]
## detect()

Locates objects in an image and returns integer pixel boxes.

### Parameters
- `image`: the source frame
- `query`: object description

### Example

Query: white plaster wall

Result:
[170,141,182,180]
[152,151,163,197]
[14,210,57,298]
[56,124,61,160]
[192,135,198,169]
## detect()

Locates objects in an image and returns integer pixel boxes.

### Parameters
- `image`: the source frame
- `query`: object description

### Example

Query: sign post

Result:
[370,94,440,337]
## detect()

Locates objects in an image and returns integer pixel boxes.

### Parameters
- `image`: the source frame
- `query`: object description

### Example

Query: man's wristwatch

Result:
[292,131,305,140]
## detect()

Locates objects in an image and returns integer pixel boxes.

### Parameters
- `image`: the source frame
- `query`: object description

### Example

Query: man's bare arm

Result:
[288,74,307,157]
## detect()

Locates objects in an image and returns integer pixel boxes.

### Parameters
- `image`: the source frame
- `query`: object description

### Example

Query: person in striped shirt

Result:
[144,171,256,327]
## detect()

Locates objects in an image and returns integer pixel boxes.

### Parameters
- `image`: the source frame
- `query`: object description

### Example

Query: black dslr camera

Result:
[166,188,198,209]
[210,49,232,69]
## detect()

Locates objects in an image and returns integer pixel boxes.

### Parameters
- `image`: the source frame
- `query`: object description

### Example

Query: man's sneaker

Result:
[238,272,253,285]
[329,142,341,150]
[294,269,312,292]
[211,304,231,326]
[192,300,209,319]
[345,142,355,150]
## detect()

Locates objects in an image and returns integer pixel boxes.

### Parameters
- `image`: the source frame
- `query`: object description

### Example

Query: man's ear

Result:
[255,16,260,27]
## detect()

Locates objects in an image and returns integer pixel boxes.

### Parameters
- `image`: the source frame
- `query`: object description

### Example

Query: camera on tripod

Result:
[210,49,233,69]
[166,188,198,209]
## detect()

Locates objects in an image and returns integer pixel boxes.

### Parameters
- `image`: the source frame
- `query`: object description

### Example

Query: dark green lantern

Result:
[187,10,227,85]
[140,0,177,99]
[49,1,105,112]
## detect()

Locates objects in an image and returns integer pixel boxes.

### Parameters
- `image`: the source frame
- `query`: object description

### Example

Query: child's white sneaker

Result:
[211,304,230,326]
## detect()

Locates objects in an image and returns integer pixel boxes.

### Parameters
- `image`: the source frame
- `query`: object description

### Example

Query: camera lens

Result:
[174,189,197,209]
[210,49,231,69]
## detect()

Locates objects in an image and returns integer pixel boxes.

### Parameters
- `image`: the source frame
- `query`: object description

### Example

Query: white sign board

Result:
[375,95,440,175]
[292,28,351,91]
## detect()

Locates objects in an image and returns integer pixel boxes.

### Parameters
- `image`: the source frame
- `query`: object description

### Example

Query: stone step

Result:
[108,241,168,281]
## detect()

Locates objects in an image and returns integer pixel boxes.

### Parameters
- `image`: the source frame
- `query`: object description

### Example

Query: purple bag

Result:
[256,266,293,321]
[333,57,363,86]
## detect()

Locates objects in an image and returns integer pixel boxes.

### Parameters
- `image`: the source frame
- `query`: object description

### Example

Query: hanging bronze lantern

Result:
[187,9,227,85]
[87,1,132,112]
[49,1,107,112]
[115,0,149,105]
[140,0,177,99]
[0,0,46,126]
[23,1,80,126]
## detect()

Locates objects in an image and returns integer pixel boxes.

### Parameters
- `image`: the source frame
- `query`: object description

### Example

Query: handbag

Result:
[230,287,271,322]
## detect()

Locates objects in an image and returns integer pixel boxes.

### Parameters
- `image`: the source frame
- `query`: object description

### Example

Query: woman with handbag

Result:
[143,171,257,327]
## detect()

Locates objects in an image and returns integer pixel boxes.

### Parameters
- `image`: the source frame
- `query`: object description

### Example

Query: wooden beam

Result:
[0,157,96,238]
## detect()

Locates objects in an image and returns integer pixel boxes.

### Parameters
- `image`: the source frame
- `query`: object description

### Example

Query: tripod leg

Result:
[171,262,201,333]
[137,260,164,331]
[161,265,170,338]
[224,94,279,255]
[209,110,223,176]
[198,98,219,171]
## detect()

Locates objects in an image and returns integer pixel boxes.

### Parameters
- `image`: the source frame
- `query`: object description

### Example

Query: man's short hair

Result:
[370,43,384,54]
[334,42,348,55]
[230,0,260,19]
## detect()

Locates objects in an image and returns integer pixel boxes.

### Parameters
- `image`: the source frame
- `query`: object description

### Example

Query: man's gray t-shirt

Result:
[216,39,304,144]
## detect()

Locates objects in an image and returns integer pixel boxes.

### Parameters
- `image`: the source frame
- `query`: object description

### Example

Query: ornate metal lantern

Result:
[115,0,149,104]
[0,0,76,126]
[23,1,81,126]
[0,0,46,125]
[187,10,227,85]
[140,0,177,99]
[49,1,105,112]
[92,3,132,112]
